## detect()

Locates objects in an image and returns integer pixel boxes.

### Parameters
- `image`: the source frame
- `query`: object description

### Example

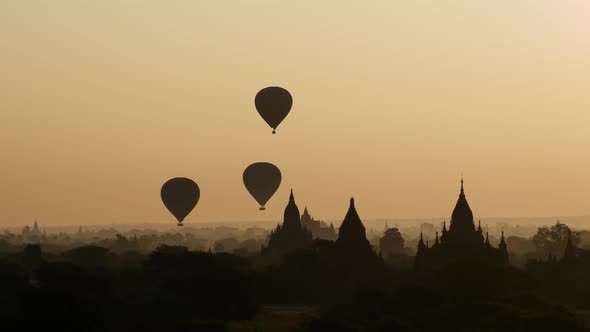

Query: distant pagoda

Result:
[22,218,42,238]
[415,179,508,270]
[300,207,337,240]
[262,190,313,258]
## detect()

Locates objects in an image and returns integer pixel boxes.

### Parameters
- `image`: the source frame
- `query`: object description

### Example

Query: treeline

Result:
[0,245,256,331]
[1,243,589,331]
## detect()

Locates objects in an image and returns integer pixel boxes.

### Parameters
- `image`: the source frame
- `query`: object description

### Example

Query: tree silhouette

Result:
[532,221,580,257]
[380,227,405,256]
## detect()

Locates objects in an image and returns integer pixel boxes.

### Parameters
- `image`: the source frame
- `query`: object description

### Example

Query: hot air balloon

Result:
[255,86,293,134]
[161,177,200,226]
[243,162,282,210]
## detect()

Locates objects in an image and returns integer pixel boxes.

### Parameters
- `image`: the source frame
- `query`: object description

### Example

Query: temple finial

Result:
[460,174,464,195]
[499,228,507,247]
[417,231,425,251]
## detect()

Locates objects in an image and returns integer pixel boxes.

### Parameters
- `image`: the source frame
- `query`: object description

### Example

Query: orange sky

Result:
[1,1,589,226]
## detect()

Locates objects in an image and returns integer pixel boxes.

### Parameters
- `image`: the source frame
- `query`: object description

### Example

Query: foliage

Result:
[380,227,405,256]
[532,221,581,256]
[1,241,589,331]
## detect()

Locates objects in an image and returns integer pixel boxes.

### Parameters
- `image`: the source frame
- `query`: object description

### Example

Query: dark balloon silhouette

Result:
[243,162,282,210]
[254,86,293,134]
[161,178,200,226]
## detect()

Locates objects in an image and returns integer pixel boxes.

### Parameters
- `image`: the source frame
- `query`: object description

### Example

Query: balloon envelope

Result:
[243,162,282,210]
[161,177,200,225]
[255,87,292,134]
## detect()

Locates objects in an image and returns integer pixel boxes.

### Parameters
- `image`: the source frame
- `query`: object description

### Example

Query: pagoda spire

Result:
[450,176,474,231]
[301,205,312,220]
[460,175,464,196]
[417,231,426,253]
[340,197,362,230]
[476,219,484,243]
[283,189,301,229]
[335,197,374,258]
[32,218,40,234]
[337,197,367,241]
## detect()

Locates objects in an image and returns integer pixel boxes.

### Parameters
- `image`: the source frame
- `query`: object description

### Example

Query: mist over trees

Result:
[2,219,590,331]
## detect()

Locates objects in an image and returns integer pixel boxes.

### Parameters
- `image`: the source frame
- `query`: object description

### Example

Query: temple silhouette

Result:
[262,190,313,258]
[415,179,508,270]
[300,207,337,240]
[21,218,42,237]
[334,198,376,260]
[262,193,377,262]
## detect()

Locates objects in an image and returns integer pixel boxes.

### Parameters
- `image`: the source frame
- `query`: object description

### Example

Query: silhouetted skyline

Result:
[3,2,590,331]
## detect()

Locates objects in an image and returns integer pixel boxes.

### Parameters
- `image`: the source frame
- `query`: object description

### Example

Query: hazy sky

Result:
[1,1,589,226]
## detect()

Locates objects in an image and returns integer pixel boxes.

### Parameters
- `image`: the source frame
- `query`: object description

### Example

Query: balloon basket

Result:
[272,130,276,134]
[259,207,266,211]
[177,223,184,227]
